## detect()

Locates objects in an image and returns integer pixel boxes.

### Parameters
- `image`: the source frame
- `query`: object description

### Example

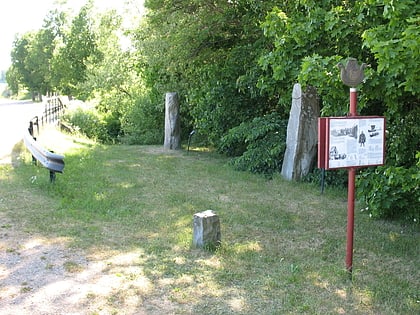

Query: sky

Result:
[0,0,144,71]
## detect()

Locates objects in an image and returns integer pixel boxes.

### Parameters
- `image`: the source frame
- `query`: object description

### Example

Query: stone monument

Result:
[281,83,320,180]
[192,210,221,249]
[164,92,181,150]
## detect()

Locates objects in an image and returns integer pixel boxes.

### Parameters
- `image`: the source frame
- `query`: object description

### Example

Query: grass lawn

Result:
[1,127,419,314]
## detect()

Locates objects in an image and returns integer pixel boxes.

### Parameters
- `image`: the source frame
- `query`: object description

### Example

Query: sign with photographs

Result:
[318,116,385,169]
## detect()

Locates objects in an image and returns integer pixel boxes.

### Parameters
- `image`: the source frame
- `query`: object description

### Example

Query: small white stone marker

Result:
[192,210,221,249]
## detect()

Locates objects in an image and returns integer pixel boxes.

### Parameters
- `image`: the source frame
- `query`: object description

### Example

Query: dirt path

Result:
[0,221,175,314]
[0,225,91,314]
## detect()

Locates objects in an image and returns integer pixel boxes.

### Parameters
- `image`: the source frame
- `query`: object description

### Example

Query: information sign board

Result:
[318,116,385,169]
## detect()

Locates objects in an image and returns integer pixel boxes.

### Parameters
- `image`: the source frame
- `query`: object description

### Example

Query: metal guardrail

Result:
[41,96,65,125]
[24,128,65,182]
[23,96,66,182]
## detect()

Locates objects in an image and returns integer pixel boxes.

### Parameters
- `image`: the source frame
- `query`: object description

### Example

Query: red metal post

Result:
[346,167,356,273]
[346,87,358,274]
[349,88,357,116]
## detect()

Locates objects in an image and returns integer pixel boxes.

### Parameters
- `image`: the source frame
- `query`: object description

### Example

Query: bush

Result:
[302,168,348,188]
[62,106,120,143]
[386,107,420,168]
[219,113,287,177]
[120,95,163,145]
[356,108,420,222]
[357,155,420,222]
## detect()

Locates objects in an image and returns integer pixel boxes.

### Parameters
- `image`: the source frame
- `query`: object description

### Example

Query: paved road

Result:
[0,99,45,163]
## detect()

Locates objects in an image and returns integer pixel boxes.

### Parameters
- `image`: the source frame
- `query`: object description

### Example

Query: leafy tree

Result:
[82,9,139,106]
[82,8,155,142]
[52,3,102,98]
[362,1,420,106]
[9,34,30,94]
[62,5,160,144]
[38,9,67,94]
[9,32,43,101]
[136,0,278,144]
[5,65,20,94]
[258,1,372,115]
[259,1,419,149]
[8,9,65,99]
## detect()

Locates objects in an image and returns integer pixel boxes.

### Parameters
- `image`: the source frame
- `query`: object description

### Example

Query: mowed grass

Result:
[1,128,419,314]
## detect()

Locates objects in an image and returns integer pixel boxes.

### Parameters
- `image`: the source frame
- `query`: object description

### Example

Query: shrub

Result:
[302,168,348,189]
[120,95,163,145]
[357,154,420,222]
[356,108,420,222]
[219,113,287,177]
[386,107,420,168]
[62,106,119,143]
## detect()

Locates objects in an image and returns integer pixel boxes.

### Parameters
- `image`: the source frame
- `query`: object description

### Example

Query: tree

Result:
[8,9,65,99]
[52,3,102,98]
[38,9,67,95]
[9,32,43,100]
[5,65,20,95]
[81,9,133,104]
[79,9,138,140]
[259,1,419,162]
[136,0,278,144]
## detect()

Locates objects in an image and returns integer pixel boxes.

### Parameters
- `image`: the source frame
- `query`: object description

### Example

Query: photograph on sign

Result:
[328,117,385,169]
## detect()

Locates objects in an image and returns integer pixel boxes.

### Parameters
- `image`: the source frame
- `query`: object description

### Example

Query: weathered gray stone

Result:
[281,83,320,180]
[192,210,221,249]
[164,92,181,150]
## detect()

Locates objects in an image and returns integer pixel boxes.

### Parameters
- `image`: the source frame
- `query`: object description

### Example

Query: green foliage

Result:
[219,113,287,176]
[258,2,367,112]
[120,95,163,145]
[5,66,20,95]
[78,10,131,102]
[357,103,420,221]
[137,0,277,146]
[357,161,420,221]
[302,168,348,189]
[8,4,103,99]
[53,3,102,97]
[385,106,420,168]
[8,9,65,97]
[259,1,419,126]
[298,55,351,116]
[62,106,120,143]
[362,1,420,101]
[9,32,43,97]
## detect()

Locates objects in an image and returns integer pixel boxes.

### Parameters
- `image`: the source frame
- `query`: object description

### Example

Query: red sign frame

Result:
[318,116,386,170]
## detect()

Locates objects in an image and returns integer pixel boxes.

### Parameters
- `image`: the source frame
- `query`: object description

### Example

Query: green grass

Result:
[1,129,419,314]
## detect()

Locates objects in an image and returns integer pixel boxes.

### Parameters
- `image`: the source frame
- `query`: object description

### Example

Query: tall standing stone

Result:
[281,83,320,180]
[164,92,181,150]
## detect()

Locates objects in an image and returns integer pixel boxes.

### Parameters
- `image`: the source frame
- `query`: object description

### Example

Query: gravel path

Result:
[0,221,173,314]
[0,228,91,314]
